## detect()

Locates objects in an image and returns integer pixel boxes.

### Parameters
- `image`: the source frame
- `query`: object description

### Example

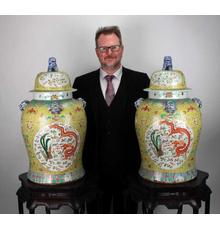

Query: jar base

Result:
[139,168,197,184]
[27,168,85,184]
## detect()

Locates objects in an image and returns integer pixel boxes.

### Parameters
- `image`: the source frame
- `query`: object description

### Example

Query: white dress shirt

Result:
[99,66,123,98]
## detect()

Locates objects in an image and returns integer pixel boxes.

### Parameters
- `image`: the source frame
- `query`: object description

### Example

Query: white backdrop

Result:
[0,15,220,213]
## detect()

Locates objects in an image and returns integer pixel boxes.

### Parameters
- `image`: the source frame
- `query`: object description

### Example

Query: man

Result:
[73,26,150,213]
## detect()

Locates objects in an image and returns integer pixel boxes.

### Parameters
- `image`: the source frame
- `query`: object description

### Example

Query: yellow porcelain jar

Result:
[20,58,86,184]
[135,57,202,183]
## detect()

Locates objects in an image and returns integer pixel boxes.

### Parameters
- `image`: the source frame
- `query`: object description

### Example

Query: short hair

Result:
[95,26,123,47]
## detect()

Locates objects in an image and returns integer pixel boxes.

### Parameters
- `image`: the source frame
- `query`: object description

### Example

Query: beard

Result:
[101,57,121,69]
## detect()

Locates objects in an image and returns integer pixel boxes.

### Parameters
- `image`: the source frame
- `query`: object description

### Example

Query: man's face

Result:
[96,33,123,70]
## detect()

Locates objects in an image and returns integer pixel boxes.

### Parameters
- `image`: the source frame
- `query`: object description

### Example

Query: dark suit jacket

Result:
[73,67,150,186]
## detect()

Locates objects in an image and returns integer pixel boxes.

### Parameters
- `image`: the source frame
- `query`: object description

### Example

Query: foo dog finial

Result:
[162,56,173,71]
[48,57,58,72]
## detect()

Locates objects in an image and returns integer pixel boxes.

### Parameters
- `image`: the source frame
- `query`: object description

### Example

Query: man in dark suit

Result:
[73,26,150,213]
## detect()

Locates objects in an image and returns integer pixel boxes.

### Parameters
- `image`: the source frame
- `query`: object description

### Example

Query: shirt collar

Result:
[100,65,123,80]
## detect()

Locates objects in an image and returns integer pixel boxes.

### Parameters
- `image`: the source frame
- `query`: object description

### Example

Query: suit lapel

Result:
[88,70,102,111]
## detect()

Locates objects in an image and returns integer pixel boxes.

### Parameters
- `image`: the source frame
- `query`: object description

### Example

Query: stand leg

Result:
[193,208,199,214]
[18,198,24,214]
[80,204,85,214]
[75,204,85,214]
[177,205,183,214]
[97,193,103,214]
[29,208,35,214]
[73,209,80,214]
[124,191,135,214]
[142,202,147,214]
[145,202,154,214]
[45,207,51,214]
[148,209,154,214]
[205,195,210,214]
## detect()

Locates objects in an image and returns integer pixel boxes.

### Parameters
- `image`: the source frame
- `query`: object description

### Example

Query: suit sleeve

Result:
[72,77,85,99]
[139,73,150,99]
[133,73,150,101]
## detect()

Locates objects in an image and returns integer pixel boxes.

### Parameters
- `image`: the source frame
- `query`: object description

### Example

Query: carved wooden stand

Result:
[16,173,102,214]
[124,170,212,214]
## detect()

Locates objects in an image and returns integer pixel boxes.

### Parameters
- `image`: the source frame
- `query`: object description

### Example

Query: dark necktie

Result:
[105,75,115,106]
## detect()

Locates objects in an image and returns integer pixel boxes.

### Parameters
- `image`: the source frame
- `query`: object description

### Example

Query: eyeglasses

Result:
[97,45,121,53]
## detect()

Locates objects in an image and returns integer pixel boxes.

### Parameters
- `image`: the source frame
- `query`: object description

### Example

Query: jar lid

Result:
[30,57,75,92]
[145,56,191,91]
